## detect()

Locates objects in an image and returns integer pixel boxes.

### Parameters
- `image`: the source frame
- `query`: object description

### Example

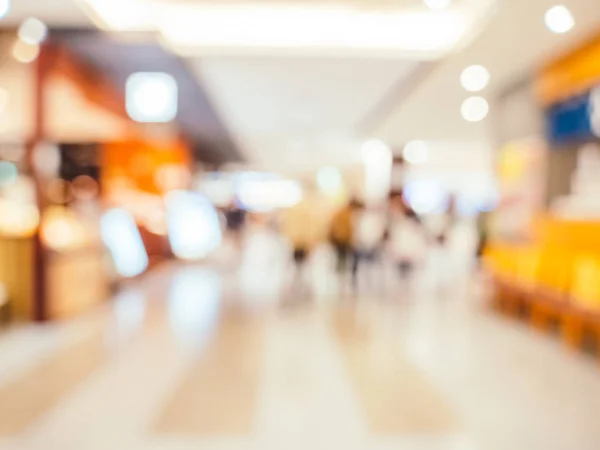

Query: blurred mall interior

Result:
[0,0,600,448]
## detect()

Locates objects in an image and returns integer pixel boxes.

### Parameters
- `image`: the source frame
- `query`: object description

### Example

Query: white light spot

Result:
[0,0,10,20]
[101,208,149,278]
[166,191,222,260]
[18,18,48,45]
[461,96,489,123]
[238,179,303,212]
[545,5,575,34]
[126,72,178,123]
[404,180,446,215]
[12,40,39,63]
[461,65,490,92]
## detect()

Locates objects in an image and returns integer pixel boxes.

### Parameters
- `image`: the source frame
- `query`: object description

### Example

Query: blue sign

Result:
[546,91,595,145]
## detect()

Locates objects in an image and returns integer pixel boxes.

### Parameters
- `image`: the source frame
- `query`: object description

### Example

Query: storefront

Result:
[485,31,600,358]
[536,32,600,216]
[0,39,192,323]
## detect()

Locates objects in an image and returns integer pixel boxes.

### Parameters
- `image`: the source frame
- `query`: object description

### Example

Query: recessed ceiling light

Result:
[0,0,10,20]
[12,40,40,64]
[18,18,48,45]
[126,72,178,123]
[424,0,452,10]
[461,65,490,92]
[461,96,489,122]
[545,5,575,34]
[403,141,429,164]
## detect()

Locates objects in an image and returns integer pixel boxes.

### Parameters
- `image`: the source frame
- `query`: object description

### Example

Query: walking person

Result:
[280,195,320,301]
[329,199,356,274]
[351,203,387,291]
[387,192,427,284]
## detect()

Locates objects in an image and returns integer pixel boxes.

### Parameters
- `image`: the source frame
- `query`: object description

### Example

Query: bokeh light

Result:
[101,208,149,278]
[12,40,40,63]
[461,96,489,122]
[166,191,222,260]
[545,5,575,34]
[0,0,10,20]
[126,72,178,123]
[18,18,48,45]
[461,65,490,92]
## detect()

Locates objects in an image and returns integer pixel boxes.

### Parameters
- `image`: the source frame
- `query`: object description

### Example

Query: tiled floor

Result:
[1,230,600,449]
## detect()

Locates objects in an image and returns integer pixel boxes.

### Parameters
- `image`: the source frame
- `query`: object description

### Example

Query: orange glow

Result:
[536,32,600,105]
[102,139,191,198]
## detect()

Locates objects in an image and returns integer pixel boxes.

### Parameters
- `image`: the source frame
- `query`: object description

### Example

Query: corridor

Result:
[1,234,600,450]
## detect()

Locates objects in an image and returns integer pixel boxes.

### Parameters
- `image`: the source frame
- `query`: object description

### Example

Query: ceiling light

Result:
[0,0,9,20]
[403,141,429,164]
[126,72,178,123]
[545,5,575,34]
[82,0,155,31]
[79,0,501,59]
[461,96,489,122]
[18,18,48,45]
[158,6,467,57]
[424,0,452,10]
[460,65,490,92]
[12,40,40,64]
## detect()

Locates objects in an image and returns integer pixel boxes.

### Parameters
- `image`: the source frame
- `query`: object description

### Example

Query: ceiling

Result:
[375,0,600,145]
[2,0,600,175]
[194,57,418,169]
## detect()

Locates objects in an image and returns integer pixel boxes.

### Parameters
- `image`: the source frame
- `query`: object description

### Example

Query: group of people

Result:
[221,191,466,294]
[286,191,457,291]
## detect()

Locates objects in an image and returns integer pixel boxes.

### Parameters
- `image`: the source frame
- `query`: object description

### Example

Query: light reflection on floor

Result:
[167,268,221,347]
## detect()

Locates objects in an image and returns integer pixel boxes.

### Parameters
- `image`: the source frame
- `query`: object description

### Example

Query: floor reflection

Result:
[167,267,221,347]
[112,288,146,340]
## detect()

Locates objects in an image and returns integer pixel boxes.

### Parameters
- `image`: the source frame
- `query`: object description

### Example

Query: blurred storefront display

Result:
[0,173,38,320]
[537,32,600,218]
[486,31,600,359]
[0,37,196,322]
